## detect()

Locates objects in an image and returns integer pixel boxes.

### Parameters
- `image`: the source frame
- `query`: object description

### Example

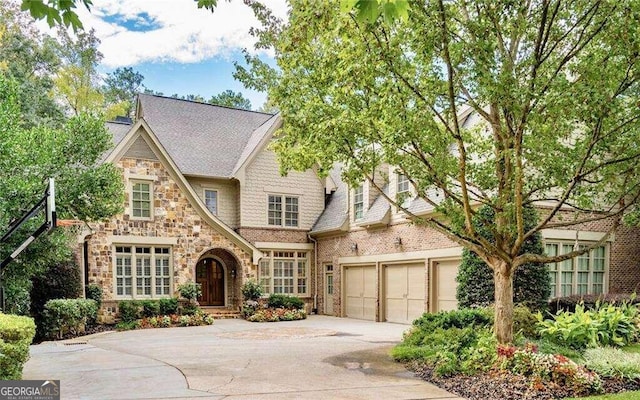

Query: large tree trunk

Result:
[493,261,514,344]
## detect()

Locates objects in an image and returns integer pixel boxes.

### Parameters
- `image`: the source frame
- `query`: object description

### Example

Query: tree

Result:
[456,206,550,311]
[0,2,64,128]
[208,89,252,110]
[0,75,124,314]
[237,1,640,343]
[104,67,145,118]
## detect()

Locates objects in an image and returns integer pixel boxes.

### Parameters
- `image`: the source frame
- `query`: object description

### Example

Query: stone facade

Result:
[85,158,255,316]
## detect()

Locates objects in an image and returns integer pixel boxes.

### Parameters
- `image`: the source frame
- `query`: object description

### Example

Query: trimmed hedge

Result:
[548,293,640,314]
[42,299,98,339]
[0,313,36,379]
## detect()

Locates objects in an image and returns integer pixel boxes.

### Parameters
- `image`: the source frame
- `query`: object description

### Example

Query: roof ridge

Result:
[138,93,276,116]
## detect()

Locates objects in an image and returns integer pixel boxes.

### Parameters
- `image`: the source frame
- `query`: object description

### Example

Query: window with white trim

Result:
[258,251,309,296]
[204,189,218,215]
[353,185,364,220]
[131,180,152,218]
[115,245,172,299]
[545,242,606,298]
[268,194,299,227]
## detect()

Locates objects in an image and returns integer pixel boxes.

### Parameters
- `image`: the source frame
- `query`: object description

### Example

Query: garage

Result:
[344,265,376,320]
[384,263,426,324]
[431,259,460,312]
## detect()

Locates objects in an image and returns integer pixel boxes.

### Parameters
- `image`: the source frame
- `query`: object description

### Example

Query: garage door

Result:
[433,259,460,312]
[344,265,376,320]
[384,263,426,324]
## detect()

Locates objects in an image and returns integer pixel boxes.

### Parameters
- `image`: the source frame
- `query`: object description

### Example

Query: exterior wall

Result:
[187,177,239,228]
[315,221,461,319]
[85,158,256,315]
[240,148,325,229]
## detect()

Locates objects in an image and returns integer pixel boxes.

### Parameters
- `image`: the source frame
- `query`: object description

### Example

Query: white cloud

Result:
[69,0,289,68]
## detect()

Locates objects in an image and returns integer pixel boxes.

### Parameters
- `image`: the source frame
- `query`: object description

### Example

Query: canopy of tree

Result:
[237,0,640,343]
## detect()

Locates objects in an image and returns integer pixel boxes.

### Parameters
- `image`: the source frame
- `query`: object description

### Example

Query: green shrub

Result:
[118,300,142,322]
[583,347,640,380]
[0,313,36,380]
[241,279,264,301]
[140,300,160,318]
[267,294,305,310]
[456,206,551,311]
[159,298,179,315]
[177,282,201,303]
[42,299,98,339]
[392,326,496,376]
[85,284,103,309]
[537,302,639,349]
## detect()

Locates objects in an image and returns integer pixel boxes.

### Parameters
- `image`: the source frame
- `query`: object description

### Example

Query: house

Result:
[79,94,640,323]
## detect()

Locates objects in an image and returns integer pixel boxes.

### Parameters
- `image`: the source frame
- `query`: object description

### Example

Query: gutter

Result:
[308,233,318,314]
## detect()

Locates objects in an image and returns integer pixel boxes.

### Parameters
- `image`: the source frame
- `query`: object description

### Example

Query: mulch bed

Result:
[407,361,640,400]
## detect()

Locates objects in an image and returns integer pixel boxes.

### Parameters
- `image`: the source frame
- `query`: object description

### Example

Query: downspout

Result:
[308,233,318,314]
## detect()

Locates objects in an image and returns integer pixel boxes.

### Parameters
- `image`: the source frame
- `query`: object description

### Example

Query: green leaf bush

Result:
[41,299,97,339]
[267,294,305,310]
[537,302,639,349]
[0,313,36,380]
[583,347,640,380]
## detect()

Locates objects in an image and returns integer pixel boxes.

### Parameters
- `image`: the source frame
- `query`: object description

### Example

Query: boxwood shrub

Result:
[0,313,36,380]
[42,299,98,339]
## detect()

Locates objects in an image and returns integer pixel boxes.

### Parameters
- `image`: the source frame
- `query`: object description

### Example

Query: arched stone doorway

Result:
[195,248,241,307]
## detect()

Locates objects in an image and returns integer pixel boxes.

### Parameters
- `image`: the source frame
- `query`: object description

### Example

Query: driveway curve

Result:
[24,316,462,400]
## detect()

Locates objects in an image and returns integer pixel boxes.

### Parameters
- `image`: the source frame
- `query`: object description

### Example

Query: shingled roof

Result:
[135,94,275,178]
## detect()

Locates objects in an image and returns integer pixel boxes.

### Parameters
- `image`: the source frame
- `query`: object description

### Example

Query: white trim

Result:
[338,247,462,265]
[108,235,178,246]
[541,229,615,242]
[255,242,314,250]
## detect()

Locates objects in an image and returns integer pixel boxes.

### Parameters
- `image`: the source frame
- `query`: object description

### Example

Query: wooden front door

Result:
[196,258,225,306]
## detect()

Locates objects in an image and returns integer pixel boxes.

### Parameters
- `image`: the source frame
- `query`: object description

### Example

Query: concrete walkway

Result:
[24,316,463,400]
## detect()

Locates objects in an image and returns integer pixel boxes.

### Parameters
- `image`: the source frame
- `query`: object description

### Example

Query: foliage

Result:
[498,343,602,396]
[267,294,305,310]
[178,282,202,303]
[238,0,640,344]
[392,326,497,377]
[537,302,639,349]
[41,299,98,339]
[30,260,83,338]
[583,347,640,380]
[241,279,264,301]
[0,75,123,314]
[246,308,307,322]
[208,89,252,110]
[85,284,103,309]
[103,67,145,118]
[549,294,640,315]
[0,313,36,380]
[159,298,179,315]
[456,206,550,310]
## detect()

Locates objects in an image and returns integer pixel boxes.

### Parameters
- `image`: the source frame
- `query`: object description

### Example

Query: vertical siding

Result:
[241,148,325,229]
[187,177,239,228]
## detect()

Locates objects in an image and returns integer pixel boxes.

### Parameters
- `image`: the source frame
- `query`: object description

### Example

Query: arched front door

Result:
[196,258,225,306]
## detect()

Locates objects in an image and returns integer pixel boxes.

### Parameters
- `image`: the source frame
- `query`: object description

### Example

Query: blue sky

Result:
[47,0,289,110]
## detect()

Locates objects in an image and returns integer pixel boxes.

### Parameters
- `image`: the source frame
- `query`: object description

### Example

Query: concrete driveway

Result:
[24,316,462,400]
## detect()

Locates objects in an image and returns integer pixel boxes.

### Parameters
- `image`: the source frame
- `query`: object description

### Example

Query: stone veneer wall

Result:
[86,158,255,318]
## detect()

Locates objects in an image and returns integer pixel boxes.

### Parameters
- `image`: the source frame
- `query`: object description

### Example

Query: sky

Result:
[38,0,289,110]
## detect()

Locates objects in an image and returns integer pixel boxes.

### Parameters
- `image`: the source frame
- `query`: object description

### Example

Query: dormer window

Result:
[354,185,364,220]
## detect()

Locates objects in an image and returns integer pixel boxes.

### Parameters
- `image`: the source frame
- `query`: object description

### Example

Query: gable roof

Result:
[136,94,275,178]
[106,119,263,264]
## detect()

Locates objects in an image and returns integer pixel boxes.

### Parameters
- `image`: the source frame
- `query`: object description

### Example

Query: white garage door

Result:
[433,259,460,312]
[384,263,426,324]
[344,265,376,321]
